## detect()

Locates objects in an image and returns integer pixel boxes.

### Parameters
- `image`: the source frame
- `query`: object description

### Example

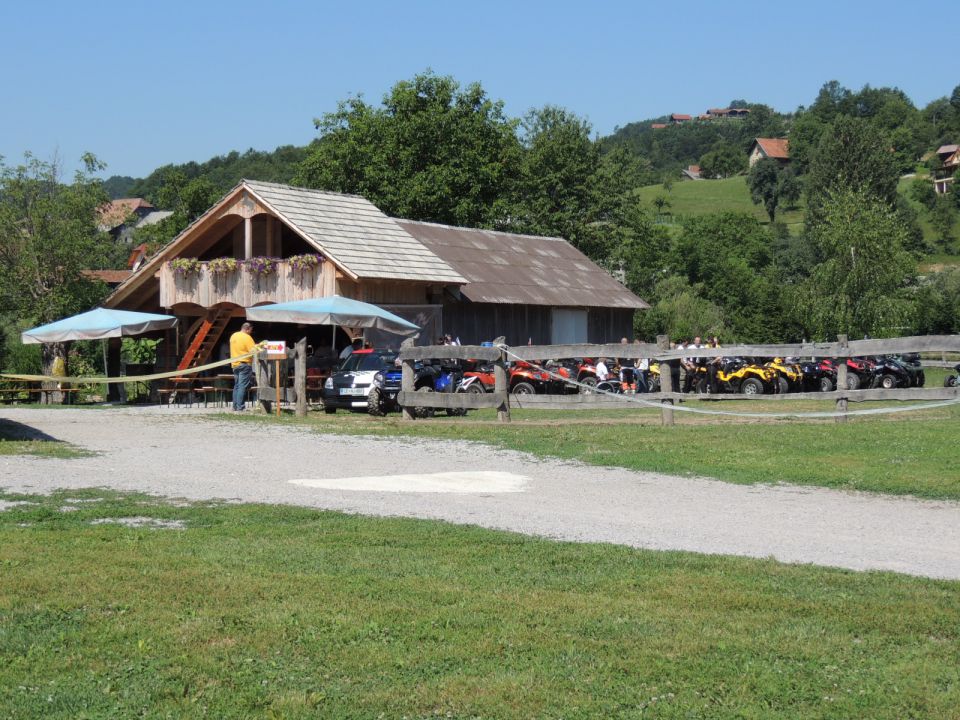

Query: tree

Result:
[747,158,800,222]
[699,142,745,179]
[0,153,111,373]
[930,194,957,250]
[798,188,916,339]
[804,115,900,227]
[635,275,728,341]
[295,71,521,228]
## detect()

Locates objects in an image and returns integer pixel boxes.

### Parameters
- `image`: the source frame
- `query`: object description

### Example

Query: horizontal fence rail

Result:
[395,334,960,424]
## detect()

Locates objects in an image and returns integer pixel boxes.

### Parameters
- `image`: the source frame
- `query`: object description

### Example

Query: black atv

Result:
[797,359,837,392]
[894,353,925,387]
[871,356,912,390]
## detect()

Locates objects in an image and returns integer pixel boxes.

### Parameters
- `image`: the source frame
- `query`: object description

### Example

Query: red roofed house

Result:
[933,144,959,195]
[670,113,692,124]
[98,198,155,232]
[650,123,668,129]
[748,138,790,167]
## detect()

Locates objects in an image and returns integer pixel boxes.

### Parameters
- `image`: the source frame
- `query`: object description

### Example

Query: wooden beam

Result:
[398,345,501,362]
[835,334,848,423]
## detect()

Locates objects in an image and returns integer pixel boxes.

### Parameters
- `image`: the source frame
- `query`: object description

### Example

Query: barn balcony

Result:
[159,259,336,309]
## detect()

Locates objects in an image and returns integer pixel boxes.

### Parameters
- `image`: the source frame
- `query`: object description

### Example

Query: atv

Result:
[870,356,912,390]
[702,357,778,395]
[763,357,804,393]
[894,353,925,387]
[797,359,837,392]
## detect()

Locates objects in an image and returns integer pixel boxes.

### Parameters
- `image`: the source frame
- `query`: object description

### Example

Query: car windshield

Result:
[339,352,396,372]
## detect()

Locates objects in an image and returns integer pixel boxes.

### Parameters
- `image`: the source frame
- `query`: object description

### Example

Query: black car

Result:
[321,349,398,413]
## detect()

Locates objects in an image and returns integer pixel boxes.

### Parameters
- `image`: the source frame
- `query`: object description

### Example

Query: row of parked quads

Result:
[320,348,935,417]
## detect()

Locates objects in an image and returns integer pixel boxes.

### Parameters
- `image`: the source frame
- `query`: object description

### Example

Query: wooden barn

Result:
[104,180,647,369]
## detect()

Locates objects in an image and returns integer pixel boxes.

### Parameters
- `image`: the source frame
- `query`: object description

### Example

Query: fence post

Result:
[294,337,307,417]
[657,334,674,426]
[495,350,511,423]
[835,334,848,423]
[401,358,415,421]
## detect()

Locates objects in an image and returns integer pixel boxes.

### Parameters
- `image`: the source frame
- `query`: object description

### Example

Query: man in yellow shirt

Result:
[229,322,257,411]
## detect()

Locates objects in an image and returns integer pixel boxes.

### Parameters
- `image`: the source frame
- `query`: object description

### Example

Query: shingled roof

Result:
[753,137,790,160]
[244,181,464,283]
[395,220,648,309]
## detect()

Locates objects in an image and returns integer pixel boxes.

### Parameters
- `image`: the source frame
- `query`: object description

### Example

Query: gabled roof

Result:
[936,144,958,156]
[243,181,464,283]
[106,181,465,305]
[670,113,692,121]
[395,220,649,310]
[753,138,790,160]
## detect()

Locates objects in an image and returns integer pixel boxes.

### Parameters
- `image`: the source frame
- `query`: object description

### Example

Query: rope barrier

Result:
[0,351,258,385]
[497,345,960,420]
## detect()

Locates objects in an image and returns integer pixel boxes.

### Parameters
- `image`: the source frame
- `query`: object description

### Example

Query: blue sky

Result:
[1,0,955,179]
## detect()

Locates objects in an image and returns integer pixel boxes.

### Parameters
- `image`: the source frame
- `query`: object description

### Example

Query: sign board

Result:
[264,340,287,358]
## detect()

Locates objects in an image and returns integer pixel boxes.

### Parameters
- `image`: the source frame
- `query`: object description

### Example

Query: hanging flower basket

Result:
[207,257,239,275]
[167,257,202,276]
[243,256,279,276]
[288,253,324,271]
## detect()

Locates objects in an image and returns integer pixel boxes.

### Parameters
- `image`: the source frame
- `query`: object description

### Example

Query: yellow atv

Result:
[703,358,778,395]
[763,357,804,394]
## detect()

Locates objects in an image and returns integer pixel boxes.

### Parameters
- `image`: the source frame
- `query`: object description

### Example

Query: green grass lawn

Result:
[636,176,805,233]
[1,489,957,719]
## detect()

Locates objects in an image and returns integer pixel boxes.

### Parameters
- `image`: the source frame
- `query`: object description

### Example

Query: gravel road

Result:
[2,407,959,580]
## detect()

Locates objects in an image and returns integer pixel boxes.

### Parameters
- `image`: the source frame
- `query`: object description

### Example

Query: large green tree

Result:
[295,71,521,228]
[747,157,800,222]
[798,188,916,338]
[0,154,111,371]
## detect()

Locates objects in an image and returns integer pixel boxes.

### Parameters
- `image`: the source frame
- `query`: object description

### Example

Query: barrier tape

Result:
[0,351,258,385]
[497,345,960,419]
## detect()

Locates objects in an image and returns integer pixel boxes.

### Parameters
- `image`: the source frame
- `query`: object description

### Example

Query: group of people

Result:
[592,335,724,394]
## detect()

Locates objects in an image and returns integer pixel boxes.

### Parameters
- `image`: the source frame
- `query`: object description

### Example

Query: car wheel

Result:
[819,376,834,392]
[512,381,536,395]
[880,374,898,390]
[740,378,764,395]
[846,373,861,390]
[323,405,336,414]
[367,388,385,416]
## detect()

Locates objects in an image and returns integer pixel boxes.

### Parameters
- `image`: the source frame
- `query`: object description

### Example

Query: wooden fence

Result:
[396,334,960,425]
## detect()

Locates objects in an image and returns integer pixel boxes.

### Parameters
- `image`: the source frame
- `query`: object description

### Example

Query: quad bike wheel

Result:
[367,387,385,417]
[579,376,597,393]
[880,374,898,390]
[648,377,661,393]
[414,386,435,418]
[775,376,789,394]
[916,371,925,387]
[740,377,764,395]
[944,375,958,388]
[511,381,536,395]
[846,373,861,390]
[466,382,486,394]
[819,376,834,392]
[694,377,711,394]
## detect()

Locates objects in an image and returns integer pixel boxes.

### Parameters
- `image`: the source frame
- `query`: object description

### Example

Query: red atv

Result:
[461,361,551,395]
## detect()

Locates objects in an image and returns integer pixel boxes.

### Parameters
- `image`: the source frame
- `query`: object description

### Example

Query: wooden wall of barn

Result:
[441,300,637,346]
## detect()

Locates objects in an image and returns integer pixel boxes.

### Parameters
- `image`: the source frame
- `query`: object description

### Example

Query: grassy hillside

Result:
[637,175,960,264]
[635,176,804,233]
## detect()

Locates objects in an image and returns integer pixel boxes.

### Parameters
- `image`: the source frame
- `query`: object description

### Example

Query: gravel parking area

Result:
[2,407,959,580]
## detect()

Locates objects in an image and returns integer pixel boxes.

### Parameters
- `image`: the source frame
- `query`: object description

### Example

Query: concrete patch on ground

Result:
[290,471,529,494]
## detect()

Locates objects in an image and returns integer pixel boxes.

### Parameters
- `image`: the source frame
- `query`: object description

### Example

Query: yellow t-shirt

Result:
[229,331,256,367]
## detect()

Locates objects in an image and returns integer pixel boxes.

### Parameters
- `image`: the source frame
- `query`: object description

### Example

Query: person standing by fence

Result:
[230,322,258,412]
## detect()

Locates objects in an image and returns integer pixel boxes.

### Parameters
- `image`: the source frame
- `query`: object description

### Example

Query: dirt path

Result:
[2,407,959,580]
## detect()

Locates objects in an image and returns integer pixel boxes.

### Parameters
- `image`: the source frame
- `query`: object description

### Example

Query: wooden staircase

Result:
[177,308,233,371]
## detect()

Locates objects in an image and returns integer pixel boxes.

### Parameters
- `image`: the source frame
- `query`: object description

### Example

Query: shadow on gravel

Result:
[0,418,61,442]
